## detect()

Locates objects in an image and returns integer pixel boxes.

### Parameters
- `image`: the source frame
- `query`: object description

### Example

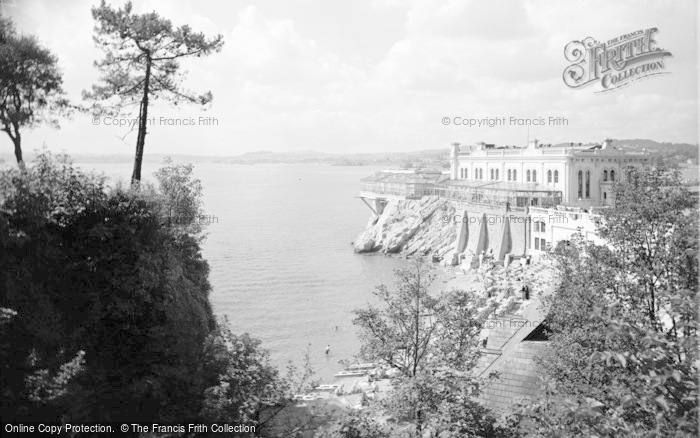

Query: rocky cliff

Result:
[352,197,457,257]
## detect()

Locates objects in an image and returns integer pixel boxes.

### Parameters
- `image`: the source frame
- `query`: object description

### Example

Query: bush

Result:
[0,152,216,423]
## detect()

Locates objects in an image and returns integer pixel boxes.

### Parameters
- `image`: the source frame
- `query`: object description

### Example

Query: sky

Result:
[2,0,698,156]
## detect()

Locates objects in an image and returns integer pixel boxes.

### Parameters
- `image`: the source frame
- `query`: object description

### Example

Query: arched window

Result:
[526,170,531,182]
[578,170,583,198]
[610,170,615,182]
[513,169,517,181]
[496,169,499,180]
[554,170,559,183]
[532,170,537,182]
[547,170,552,183]
[490,169,494,180]
[603,170,608,181]
[507,169,512,181]
[585,170,590,198]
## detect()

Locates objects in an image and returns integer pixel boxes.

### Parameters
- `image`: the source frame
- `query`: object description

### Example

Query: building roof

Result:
[360,170,448,185]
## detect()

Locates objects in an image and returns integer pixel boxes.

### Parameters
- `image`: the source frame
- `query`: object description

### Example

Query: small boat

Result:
[346,363,377,371]
[334,370,367,378]
[313,384,340,392]
[293,394,322,400]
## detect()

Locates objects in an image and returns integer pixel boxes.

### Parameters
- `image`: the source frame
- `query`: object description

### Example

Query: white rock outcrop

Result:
[352,198,457,256]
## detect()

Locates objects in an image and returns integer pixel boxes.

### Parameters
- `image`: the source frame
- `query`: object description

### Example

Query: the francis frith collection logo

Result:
[563,28,672,93]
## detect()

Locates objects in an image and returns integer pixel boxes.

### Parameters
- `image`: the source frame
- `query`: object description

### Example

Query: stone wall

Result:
[353,197,531,265]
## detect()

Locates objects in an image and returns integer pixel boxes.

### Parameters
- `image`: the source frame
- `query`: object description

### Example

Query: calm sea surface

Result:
[76,162,420,382]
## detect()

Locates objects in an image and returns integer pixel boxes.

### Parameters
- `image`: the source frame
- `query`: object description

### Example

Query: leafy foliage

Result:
[508,165,698,437]
[85,1,224,183]
[200,317,284,426]
[154,156,205,236]
[0,151,299,430]
[0,151,217,423]
[352,258,497,437]
[316,409,390,438]
[0,18,71,163]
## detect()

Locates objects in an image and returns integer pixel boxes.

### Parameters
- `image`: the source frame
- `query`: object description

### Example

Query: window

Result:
[490,169,494,180]
[532,170,537,182]
[578,170,583,198]
[547,170,552,183]
[535,237,548,250]
[513,169,517,181]
[464,169,468,179]
[610,170,615,182]
[540,222,545,232]
[460,168,464,178]
[496,169,499,180]
[554,170,559,183]
[526,170,531,182]
[603,192,607,200]
[603,170,608,181]
[508,169,512,181]
[585,170,590,198]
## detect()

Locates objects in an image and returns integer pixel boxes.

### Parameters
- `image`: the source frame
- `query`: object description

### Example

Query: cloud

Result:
[2,0,697,156]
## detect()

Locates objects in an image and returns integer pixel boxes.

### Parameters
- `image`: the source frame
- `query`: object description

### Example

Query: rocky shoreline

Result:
[352,197,456,257]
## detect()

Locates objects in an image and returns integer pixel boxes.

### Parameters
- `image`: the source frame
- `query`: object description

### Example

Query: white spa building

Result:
[449,138,650,208]
[360,138,652,259]
[448,138,650,254]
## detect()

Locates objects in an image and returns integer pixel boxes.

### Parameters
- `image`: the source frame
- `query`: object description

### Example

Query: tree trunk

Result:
[131,55,151,187]
[11,122,22,165]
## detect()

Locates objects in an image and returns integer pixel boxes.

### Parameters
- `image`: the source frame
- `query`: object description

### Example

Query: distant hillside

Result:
[0,152,230,164]
[611,139,697,159]
[0,138,696,167]
[219,149,450,169]
[553,139,698,162]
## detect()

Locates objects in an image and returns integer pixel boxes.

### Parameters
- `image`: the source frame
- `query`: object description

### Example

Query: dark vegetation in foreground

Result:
[0,153,316,436]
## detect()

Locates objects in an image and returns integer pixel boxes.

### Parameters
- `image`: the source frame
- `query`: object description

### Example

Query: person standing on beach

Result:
[325,344,330,355]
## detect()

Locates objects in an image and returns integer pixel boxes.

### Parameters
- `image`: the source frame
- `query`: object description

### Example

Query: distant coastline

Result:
[1,138,696,169]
